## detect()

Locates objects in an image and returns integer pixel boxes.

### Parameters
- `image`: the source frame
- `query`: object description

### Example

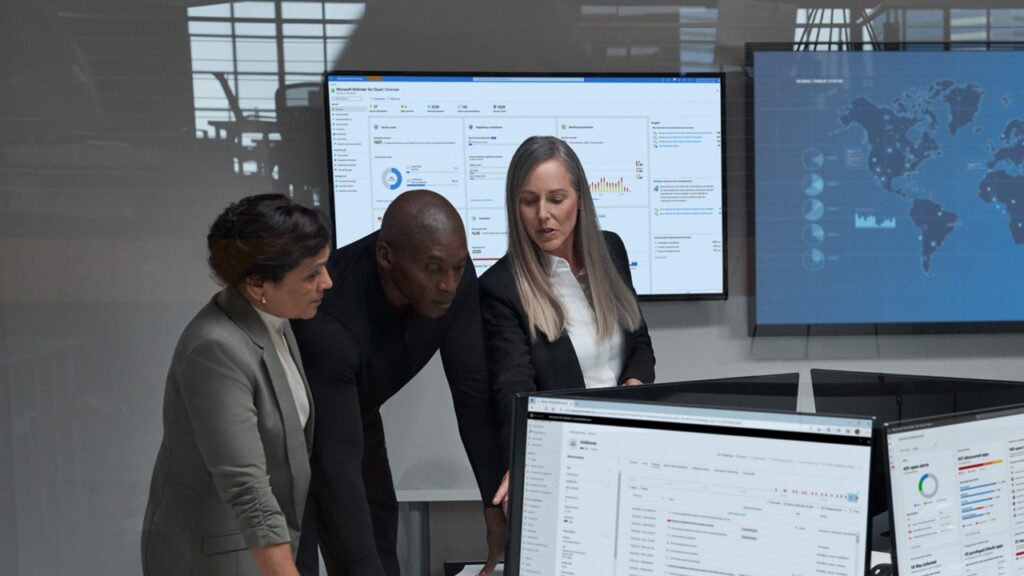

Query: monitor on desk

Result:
[505,394,874,576]
[812,369,1024,541]
[884,404,1024,575]
[532,372,801,412]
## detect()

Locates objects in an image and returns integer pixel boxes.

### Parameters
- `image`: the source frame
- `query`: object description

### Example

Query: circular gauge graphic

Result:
[802,248,825,271]
[802,148,825,171]
[802,223,825,246]
[803,173,825,196]
[382,167,403,191]
[918,473,939,499]
[802,198,824,221]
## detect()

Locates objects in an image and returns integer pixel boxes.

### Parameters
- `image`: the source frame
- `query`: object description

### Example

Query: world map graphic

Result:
[754,51,1024,325]
[839,80,1024,274]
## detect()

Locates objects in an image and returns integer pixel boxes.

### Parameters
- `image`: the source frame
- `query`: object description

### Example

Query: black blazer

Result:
[479,230,655,455]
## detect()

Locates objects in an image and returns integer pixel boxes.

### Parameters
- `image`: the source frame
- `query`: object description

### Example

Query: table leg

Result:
[406,501,431,576]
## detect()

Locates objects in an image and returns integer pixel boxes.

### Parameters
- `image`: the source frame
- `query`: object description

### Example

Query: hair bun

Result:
[207,194,328,287]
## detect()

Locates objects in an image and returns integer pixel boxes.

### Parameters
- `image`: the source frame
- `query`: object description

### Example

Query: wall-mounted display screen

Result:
[752,47,1024,325]
[324,72,726,299]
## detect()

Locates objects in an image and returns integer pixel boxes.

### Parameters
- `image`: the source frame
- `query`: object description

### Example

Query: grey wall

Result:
[2,1,1023,575]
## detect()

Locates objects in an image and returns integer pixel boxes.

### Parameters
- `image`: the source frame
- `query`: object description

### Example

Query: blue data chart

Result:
[754,50,1024,325]
[382,167,403,190]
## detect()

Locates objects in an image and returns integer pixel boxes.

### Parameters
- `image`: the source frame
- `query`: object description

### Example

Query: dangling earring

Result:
[260,295,267,305]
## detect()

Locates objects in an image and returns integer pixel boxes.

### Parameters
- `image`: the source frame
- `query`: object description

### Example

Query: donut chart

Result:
[918,473,938,499]
[382,167,403,190]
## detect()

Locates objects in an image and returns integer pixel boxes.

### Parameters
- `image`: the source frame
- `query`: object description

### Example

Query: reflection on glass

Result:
[186,1,364,176]
[794,9,851,48]
[578,4,720,73]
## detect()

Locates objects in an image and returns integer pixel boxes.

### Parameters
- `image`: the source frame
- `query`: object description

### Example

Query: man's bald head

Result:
[376,190,470,318]
[379,189,465,251]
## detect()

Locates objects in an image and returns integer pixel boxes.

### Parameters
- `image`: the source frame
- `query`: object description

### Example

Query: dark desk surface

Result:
[443,561,503,576]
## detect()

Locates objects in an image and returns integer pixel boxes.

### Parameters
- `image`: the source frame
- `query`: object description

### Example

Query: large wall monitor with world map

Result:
[324,72,726,298]
[752,47,1024,326]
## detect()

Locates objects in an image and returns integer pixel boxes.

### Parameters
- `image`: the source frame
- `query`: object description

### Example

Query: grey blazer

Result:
[142,287,314,576]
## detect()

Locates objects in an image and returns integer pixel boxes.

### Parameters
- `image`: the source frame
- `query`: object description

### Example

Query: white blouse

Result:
[548,255,624,389]
[255,308,311,428]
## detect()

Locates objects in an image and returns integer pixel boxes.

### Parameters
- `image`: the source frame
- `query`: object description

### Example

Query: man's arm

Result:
[439,268,509,576]
[438,268,505,502]
[292,317,385,576]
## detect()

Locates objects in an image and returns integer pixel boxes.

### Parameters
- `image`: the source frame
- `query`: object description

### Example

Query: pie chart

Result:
[802,248,825,271]
[803,198,824,221]
[803,173,824,196]
[802,224,825,246]
[802,148,825,171]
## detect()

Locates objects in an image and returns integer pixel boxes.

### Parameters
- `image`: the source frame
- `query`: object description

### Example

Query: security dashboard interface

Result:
[753,49,1024,325]
[325,73,725,297]
[887,406,1024,576]
[512,397,872,576]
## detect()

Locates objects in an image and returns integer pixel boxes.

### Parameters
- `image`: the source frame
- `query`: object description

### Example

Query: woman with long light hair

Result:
[480,135,655,509]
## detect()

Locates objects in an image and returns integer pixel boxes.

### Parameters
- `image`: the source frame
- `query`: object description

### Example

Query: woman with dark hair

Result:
[480,136,655,509]
[142,193,332,576]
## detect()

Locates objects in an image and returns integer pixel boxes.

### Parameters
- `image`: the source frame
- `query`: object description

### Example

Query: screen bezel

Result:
[527,372,801,411]
[811,368,1024,419]
[321,70,728,301]
[506,392,874,575]
[745,42,1024,334]
[882,402,1024,575]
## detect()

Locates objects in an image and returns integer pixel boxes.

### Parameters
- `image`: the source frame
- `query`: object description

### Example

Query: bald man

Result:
[292,190,504,576]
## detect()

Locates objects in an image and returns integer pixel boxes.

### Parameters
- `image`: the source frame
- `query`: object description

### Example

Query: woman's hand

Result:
[491,470,510,516]
[623,377,643,386]
[251,542,300,576]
